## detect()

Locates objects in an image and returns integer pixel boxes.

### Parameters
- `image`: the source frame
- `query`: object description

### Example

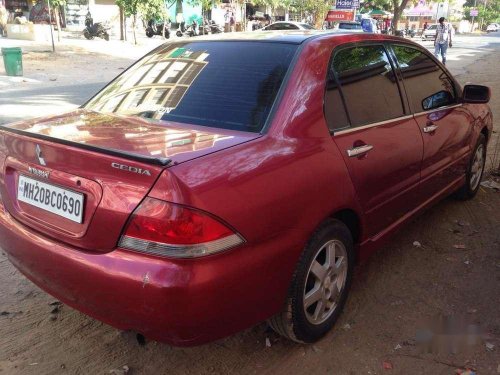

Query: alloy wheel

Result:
[303,240,348,325]
[470,144,484,191]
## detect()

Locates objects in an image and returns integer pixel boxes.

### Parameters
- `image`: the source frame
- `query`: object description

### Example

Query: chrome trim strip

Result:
[333,103,463,136]
[118,234,244,258]
[413,103,463,117]
[334,114,415,136]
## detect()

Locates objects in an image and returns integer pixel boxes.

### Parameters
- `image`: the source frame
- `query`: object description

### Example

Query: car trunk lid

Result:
[0,110,260,252]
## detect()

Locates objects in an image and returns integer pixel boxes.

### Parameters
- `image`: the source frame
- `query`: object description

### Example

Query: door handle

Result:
[423,125,438,133]
[347,144,373,157]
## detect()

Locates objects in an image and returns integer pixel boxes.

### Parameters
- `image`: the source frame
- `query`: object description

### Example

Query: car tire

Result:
[454,133,486,200]
[268,219,354,343]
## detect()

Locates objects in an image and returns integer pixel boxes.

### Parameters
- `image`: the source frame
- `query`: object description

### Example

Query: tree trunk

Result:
[391,0,410,35]
[132,14,137,45]
[55,6,61,42]
[119,6,125,41]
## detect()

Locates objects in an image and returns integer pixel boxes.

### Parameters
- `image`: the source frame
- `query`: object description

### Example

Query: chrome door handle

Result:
[347,144,373,157]
[423,125,438,133]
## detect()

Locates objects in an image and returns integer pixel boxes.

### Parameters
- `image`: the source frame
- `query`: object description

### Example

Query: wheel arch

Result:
[480,126,489,143]
[330,208,362,246]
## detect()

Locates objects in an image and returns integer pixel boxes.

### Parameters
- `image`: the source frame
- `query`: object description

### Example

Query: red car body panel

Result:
[0,33,493,346]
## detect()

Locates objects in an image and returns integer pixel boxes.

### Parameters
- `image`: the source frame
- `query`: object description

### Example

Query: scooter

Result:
[145,19,171,38]
[83,14,110,41]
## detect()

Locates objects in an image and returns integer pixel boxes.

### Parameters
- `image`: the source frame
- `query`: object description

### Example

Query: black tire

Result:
[268,219,354,343]
[176,30,182,37]
[146,28,154,38]
[454,133,486,200]
[164,29,170,39]
[83,29,92,40]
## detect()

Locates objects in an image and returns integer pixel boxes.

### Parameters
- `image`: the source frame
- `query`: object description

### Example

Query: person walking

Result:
[434,17,452,65]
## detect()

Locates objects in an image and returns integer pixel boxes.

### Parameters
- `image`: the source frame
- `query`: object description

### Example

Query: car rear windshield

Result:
[339,23,362,29]
[84,41,298,133]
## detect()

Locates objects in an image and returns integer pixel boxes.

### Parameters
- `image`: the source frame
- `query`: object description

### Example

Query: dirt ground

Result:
[0,36,499,375]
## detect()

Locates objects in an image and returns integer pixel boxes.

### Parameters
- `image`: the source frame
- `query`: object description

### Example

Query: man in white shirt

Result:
[434,17,453,65]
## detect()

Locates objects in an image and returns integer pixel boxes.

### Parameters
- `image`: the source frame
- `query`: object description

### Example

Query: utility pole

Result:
[470,0,477,32]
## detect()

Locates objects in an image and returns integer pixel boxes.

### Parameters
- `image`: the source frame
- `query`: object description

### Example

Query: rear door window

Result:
[391,45,458,112]
[85,42,298,133]
[325,45,405,131]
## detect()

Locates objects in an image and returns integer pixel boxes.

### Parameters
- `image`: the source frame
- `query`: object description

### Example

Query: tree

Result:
[49,0,66,42]
[116,0,141,44]
[390,0,411,34]
[463,0,500,29]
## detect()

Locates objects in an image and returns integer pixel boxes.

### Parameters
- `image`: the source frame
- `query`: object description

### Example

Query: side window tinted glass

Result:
[327,45,404,129]
[392,45,457,112]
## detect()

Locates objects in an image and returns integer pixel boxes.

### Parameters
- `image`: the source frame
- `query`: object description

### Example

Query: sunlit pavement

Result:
[0,32,499,126]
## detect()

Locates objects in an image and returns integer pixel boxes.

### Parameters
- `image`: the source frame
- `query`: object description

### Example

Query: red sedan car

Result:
[0,32,492,346]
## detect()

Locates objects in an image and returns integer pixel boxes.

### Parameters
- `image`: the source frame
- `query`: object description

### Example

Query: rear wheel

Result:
[176,30,182,37]
[268,219,354,343]
[455,133,486,200]
[83,29,92,40]
[146,28,154,38]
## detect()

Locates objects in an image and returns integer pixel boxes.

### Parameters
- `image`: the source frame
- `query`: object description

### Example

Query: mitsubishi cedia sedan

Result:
[0,32,492,346]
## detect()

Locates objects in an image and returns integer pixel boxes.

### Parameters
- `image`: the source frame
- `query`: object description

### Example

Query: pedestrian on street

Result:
[434,17,452,65]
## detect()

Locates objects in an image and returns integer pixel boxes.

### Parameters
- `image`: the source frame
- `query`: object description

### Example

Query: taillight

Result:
[118,197,244,258]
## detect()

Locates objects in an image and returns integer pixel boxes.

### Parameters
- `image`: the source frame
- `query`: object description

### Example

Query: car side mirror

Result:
[462,84,490,104]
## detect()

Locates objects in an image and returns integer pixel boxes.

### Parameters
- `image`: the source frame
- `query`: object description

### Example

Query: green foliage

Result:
[463,0,500,24]
[116,0,141,17]
[360,0,392,12]
[138,0,170,20]
[50,0,68,6]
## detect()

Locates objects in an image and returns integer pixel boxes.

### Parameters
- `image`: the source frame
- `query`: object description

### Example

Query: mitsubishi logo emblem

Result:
[35,144,46,166]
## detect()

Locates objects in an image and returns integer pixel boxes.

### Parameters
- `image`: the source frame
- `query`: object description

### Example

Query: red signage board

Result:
[326,10,355,21]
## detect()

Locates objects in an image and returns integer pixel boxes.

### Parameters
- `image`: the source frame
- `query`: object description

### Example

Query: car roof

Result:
[179,30,364,44]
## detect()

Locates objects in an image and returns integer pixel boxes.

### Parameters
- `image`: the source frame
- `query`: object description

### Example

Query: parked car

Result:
[422,24,438,39]
[486,23,499,32]
[0,32,492,346]
[337,21,364,32]
[261,21,315,30]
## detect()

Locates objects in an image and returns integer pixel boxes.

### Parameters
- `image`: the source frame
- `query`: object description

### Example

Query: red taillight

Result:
[119,198,244,258]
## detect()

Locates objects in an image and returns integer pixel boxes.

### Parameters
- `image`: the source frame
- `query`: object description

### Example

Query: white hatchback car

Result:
[261,21,315,31]
[486,23,499,32]
[422,24,438,40]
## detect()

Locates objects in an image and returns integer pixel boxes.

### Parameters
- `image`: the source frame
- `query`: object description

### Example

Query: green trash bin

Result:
[2,47,23,77]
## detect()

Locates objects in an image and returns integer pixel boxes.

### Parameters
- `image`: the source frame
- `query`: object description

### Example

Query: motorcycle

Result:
[83,14,110,41]
[406,28,416,38]
[197,19,212,35]
[207,19,223,34]
[176,21,198,37]
[145,19,171,38]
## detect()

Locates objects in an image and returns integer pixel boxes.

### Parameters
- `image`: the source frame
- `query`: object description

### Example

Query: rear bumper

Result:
[0,202,300,346]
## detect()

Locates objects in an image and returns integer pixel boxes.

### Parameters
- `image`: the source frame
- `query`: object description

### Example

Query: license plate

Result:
[17,175,85,223]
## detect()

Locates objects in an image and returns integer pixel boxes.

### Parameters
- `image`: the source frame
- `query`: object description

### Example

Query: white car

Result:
[486,23,499,32]
[421,24,438,40]
[261,21,315,31]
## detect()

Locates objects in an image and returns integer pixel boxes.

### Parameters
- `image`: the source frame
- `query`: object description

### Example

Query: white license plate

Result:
[17,175,84,223]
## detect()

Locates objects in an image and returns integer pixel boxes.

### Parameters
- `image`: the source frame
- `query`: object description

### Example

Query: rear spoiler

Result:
[0,126,172,167]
